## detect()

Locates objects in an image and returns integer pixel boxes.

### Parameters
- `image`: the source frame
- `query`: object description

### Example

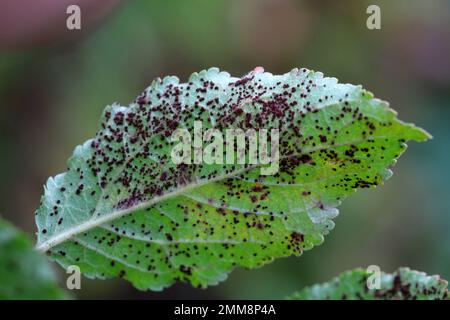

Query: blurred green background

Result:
[0,0,449,299]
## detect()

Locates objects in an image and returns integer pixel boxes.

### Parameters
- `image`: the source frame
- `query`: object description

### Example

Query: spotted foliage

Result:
[35,68,429,290]
[287,268,449,300]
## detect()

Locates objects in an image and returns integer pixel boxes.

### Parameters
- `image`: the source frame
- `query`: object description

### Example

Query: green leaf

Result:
[0,218,67,299]
[35,67,430,290]
[287,267,449,300]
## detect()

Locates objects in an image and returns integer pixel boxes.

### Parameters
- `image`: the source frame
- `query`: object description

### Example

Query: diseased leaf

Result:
[35,67,430,290]
[0,218,67,299]
[287,268,449,300]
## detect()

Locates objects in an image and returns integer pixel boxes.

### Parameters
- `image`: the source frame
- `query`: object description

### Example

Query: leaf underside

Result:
[35,67,430,290]
[287,268,449,300]
[0,219,66,299]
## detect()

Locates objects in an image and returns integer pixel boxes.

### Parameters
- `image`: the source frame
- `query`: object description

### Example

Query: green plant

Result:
[287,268,449,300]
[0,67,441,299]
[0,218,66,299]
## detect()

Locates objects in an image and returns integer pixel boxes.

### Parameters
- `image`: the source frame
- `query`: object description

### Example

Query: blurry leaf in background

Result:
[0,218,67,299]
[287,267,449,300]
[35,67,428,291]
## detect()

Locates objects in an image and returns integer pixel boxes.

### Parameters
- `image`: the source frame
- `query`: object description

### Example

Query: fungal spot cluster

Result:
[35,67,427,289]
[292,268,448,300]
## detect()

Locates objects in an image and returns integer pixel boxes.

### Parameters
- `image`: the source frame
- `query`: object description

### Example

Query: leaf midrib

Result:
[35,131,398,253]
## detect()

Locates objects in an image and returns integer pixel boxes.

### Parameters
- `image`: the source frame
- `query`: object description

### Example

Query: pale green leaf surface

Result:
[35,68,430,290]
[0,218,67,299]
[287,268,449,300]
